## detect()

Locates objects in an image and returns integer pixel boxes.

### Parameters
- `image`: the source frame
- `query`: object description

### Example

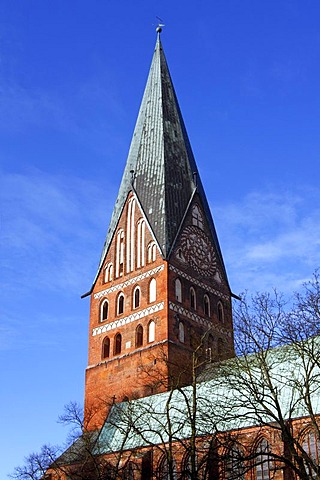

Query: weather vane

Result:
[156,16,165,33]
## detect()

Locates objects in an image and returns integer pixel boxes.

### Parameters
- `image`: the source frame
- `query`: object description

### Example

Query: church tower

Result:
[83,31,234,431]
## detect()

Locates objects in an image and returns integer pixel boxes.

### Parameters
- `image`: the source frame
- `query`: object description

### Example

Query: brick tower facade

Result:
[83,33,235,431]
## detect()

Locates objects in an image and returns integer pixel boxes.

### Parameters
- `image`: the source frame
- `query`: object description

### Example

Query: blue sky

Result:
[1,0,320,477]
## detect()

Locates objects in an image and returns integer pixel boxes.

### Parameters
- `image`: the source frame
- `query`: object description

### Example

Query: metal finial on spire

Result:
[156,16,165,34]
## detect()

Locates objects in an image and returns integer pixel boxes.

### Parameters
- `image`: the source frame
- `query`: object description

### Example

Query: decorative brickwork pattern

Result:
[92,301,165,336]
[169,265,229,301]
[169,301,232,338]
[94,265,165,300]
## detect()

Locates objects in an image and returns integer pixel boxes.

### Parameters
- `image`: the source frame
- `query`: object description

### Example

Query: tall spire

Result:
[96,33,228,284]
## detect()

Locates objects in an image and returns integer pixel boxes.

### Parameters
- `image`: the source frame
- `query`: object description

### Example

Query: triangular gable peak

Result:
[96,191,162,287]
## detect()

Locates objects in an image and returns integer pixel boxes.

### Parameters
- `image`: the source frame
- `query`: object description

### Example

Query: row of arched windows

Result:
[174,278,224,322]
[100,278,157,322]
[101,321,156,359]
[153,430,320,479]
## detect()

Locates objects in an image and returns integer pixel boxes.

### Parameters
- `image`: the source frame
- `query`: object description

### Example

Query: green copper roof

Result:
[95,33,228,285]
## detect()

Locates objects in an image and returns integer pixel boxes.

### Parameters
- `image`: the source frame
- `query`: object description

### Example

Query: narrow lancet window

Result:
[133,286,140,309]
[191,204,203,229]
[126,198,136,273]
[114,333,122,355]
[136,324,143,347]
[117,293,125,315]
[190,287,196,309]
[147,241,157,263]
[149,278,156,303]
[148,320,155,343]
[116,229,125,277]
[204,294,210,316]
[217,302,224,322]
[102,337,110,359]
[137,219,146,268]
[104,263,113,283]
[178,321,185,343]
[175,278,182,302]
[101,299,109,322]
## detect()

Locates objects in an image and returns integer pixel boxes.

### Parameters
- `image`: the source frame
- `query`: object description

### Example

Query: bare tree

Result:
[12,273,320,480]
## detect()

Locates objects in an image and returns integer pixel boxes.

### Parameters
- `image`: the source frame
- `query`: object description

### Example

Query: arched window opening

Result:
[104,263,113,283]
[147,242,157,263]
[149,278,157,303]
[133,287,140,309]
[175,278,182,302]
[158,455,176,480]
[217,302,224,322]
[255,438,272,480]
[101,299,109,322]
[190,287,196,309]
[225,445,245,480]
[148,320,155,343]
[136,324,143,347]
[117,293,125,315]
[137,219,146,268]
[114,333,122,355]
[116,229,125,278]
[102,337,110,359]
[204,294,210,316]
[181,453,192,479]
[191,205,203,229]
[178,321,185,343]
[141,451,152,480]
[302,429,320,477]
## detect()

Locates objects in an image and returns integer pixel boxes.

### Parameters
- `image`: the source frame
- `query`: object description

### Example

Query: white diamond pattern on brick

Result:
[94,265,165,300]
[169,301,231,337]
[92,301,165,336]
[169,265,229,301]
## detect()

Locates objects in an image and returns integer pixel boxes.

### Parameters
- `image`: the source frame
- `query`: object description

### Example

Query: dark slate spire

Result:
[96,33,228,283]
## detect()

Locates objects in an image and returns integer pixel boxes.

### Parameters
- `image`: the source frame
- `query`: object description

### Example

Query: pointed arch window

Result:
[137,219,146,268]
[114,333,122,355]
[126,198,136,273]
[149,278,157,303]
[178,321,185,343]
[135,324,143,347]
[158,455,176,480]
[117,293,125,315]
[100,299,109,322]
[133,286,140,309]
[104,263,113,283]
[175,278,182,303]
[255,438,272,480]
[204,294,210,316]
[217,302,224,323]
[148,320,155,343]
[302,429,320,477]
[191,204,203,229]
[218,338,224,356]
[190,287,196,309]
[102,336,110,359]
[147,241,157,263]
[116,229,125,278]
[225,445,245,480]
